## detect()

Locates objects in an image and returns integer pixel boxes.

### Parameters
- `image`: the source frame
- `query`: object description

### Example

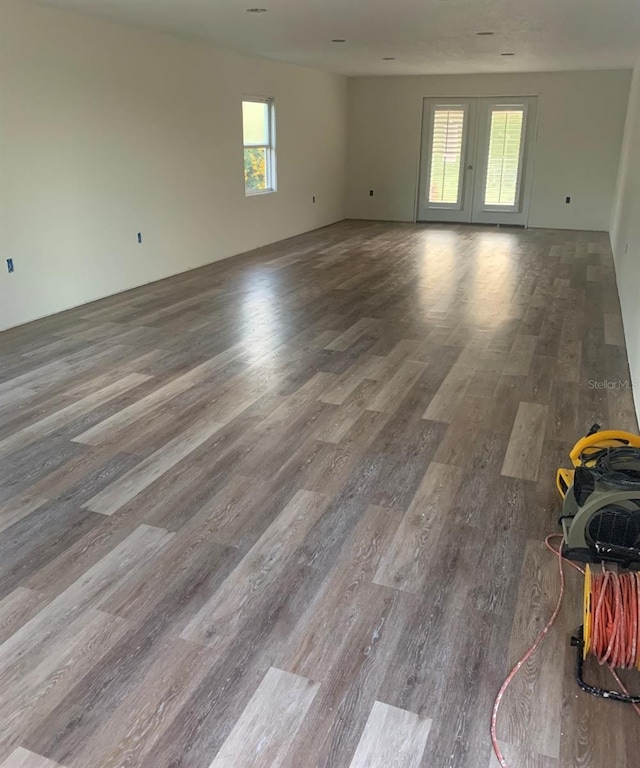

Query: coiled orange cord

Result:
[491,535,640,768]
[589,569,640,669]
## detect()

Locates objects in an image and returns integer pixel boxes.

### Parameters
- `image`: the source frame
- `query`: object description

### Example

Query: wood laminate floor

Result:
[0,221,638,768]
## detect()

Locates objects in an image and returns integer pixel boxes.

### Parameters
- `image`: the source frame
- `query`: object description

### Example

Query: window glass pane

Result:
[429,109,465,205]
[244,147,268,192]
[243,101,269,146]
[484,109,524,206]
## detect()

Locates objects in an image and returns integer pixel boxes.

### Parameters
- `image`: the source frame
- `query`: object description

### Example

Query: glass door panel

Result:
[472,97,537,226]
[484,107,525,208]
[418,98,476,223]
[428,107,466,207]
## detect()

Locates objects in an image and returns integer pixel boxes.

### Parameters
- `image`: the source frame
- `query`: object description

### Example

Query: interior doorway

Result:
[417,96,538,226]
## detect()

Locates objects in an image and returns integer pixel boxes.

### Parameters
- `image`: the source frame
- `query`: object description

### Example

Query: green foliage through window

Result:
[244,147,267,192]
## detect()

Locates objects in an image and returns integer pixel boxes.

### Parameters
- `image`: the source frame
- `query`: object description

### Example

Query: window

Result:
[484,107,526,208]
[428,107,467,207]
[242,97,276,195]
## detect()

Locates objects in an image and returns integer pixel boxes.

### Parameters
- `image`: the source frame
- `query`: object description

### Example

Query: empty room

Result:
[2,0,640,766]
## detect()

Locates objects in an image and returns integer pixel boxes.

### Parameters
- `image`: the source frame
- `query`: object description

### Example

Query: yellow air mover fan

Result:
[557,425,640,568]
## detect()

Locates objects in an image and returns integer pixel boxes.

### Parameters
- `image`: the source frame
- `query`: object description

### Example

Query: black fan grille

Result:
[586,505,640,549]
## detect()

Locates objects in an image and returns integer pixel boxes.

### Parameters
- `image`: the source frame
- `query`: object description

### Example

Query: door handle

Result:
[468,164,474,170]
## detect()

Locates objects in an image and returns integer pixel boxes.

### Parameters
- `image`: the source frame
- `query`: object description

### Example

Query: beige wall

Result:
[347,70,631,230]
[0,0,348,331]
[611,59,640,421]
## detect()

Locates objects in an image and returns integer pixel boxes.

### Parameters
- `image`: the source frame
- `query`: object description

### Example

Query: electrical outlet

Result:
[565,196,571,204]
[312,196,316,203]
[6,258,14,274]
[369,190,374,197]
[137,232,142,244]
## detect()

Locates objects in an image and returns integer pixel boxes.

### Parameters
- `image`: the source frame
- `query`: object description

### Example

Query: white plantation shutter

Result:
[484,108,525,207]
[428,108,466,206]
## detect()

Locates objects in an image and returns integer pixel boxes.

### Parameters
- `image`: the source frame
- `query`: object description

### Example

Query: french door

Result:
[417,96,538,225]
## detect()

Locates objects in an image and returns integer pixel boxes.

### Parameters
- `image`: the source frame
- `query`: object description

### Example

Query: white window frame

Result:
[242,96,277,196]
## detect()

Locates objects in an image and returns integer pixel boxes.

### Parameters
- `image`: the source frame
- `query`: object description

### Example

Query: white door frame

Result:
[417,98,477,224]
[471,96,538,227]
[416,95,539,227]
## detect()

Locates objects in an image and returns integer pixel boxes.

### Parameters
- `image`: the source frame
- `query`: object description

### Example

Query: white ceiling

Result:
[38,0,640,76]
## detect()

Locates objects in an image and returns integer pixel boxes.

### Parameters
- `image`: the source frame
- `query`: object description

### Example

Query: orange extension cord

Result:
[590,569,640,669]
[490,534,640,768]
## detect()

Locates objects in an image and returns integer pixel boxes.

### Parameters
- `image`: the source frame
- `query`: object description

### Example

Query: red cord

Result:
[490,534,640,768]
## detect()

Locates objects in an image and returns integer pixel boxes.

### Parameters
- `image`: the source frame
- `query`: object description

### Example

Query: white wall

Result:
[611,59,640,421]
[347,70,631,230]
[0,0,347,331]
